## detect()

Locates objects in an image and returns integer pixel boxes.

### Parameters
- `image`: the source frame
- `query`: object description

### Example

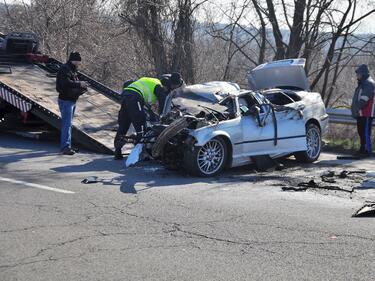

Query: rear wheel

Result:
[294,123,321,163]
[184,137,228,177]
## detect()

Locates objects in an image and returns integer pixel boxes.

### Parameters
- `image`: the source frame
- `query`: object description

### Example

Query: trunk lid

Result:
[247,58,310,91]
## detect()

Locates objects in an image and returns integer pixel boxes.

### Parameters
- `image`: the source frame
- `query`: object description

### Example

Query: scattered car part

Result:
[126,144,144,167]
[282,179,354,193]
[338,170,366,178]
[81,176,122,185]
[282,186,308,192]
[81,176,100,184]
[152,117,190,158]
[337,155,361,160]
[321,176,336,183]
[298,180,354,193]
[322,170,335,177]
[352,203,375,217]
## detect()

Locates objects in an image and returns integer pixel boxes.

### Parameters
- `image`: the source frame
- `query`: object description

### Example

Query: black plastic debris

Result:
[281,186,308,192]
[337,155,361,160]
[339,170,349,178]
[282,169,368,195]
[352,203,375,217]
[81,176,122,185]
[282,179,354,193]
[81,176,100,184]
[320,170,366,183]
[252,155,284,172]
[298,179,319,188]
[322,171,335,177]
[321,177,336,183]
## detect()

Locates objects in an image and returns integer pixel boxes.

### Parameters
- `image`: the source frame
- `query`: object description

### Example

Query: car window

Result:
[254,92,267,104]
[238,97,249,114]
[238,95,257,115]
[219,96,235,114]
[254,92,270,113]
[264,91,294,105]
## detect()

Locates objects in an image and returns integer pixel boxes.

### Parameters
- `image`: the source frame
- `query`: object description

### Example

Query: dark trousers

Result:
[357,117,373,154]
[114,92,146,151]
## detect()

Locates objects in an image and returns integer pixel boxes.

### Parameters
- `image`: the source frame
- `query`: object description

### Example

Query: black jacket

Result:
[56,62,87,102]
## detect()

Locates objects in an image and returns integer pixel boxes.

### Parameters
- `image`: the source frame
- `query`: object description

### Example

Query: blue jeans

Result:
[58,99,76,151]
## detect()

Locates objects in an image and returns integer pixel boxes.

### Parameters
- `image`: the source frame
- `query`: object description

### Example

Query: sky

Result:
[3,0,375,33]
[207,0,375,33]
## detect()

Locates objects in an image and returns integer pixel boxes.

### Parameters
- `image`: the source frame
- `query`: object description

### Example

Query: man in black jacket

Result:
[56,52,88,155]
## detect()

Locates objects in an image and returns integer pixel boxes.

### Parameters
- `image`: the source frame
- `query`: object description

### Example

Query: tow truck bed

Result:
[0,58,131,154]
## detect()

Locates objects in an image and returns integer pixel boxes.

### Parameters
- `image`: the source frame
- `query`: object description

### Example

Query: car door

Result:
[238,93,307,157]
[238,93,276,156]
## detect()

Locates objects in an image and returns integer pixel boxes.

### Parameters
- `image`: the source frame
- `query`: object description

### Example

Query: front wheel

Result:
[294,123,322,163]
[184,137,228,177]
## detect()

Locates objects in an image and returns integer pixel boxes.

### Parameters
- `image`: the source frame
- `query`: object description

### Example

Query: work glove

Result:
[80,81,89,88]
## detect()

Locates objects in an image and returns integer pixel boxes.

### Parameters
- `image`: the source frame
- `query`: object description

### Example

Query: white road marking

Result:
[0,177,75,194]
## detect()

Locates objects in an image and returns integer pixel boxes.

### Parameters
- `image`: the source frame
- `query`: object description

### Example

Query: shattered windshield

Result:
[163,83,238,116]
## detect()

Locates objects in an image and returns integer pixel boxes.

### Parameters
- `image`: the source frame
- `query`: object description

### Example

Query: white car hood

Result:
[247,58,310,91]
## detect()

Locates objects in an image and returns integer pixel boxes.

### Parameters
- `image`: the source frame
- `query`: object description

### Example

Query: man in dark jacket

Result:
[56,52,88,155]
[351,64,375,156]
[114,72,184,160]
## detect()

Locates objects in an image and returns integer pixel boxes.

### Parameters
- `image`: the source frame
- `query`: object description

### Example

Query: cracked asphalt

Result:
[1,133,375,281]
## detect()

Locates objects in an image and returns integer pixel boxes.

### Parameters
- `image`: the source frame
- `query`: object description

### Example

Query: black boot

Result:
[61,148,75,156]
[114,149,123,160]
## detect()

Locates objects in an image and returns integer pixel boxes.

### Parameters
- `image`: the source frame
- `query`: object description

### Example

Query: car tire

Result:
[184,137,228,177]
[294,123,322,163]
[152,117,189,158]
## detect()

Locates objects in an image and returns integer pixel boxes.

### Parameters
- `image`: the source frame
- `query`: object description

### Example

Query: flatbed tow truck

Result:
[0,32,127,154]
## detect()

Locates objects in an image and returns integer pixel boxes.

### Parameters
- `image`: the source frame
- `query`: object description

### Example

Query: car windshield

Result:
[163,83,237,116]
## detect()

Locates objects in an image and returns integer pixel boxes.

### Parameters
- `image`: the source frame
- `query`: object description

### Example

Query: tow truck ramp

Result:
[0,56,127,154]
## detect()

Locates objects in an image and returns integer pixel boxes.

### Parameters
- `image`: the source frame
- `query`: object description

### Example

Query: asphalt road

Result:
[1,133,375,281]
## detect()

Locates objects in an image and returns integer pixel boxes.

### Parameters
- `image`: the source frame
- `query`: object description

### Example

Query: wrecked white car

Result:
[128,59,328,177]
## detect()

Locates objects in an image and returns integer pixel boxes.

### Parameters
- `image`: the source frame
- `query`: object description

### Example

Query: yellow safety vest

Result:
[125,77,161,105]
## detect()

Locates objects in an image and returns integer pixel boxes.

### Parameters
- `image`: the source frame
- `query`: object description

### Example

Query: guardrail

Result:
[327,108,375,126]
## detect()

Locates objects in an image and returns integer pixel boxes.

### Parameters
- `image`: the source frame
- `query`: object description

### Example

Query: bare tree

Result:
[118,0,208,83]
[206,0,271,81]
[2,0,375,106]
[206,0,375,106]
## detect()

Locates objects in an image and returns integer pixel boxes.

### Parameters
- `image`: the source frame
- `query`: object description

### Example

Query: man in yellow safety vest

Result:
[114,73,184,160]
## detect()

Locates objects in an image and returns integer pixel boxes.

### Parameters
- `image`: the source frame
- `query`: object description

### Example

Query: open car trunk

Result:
[247,58,310,91]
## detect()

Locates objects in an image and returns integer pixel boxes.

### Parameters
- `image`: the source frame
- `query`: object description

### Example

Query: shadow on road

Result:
[63,156,299,194]
[52,156,123,174]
